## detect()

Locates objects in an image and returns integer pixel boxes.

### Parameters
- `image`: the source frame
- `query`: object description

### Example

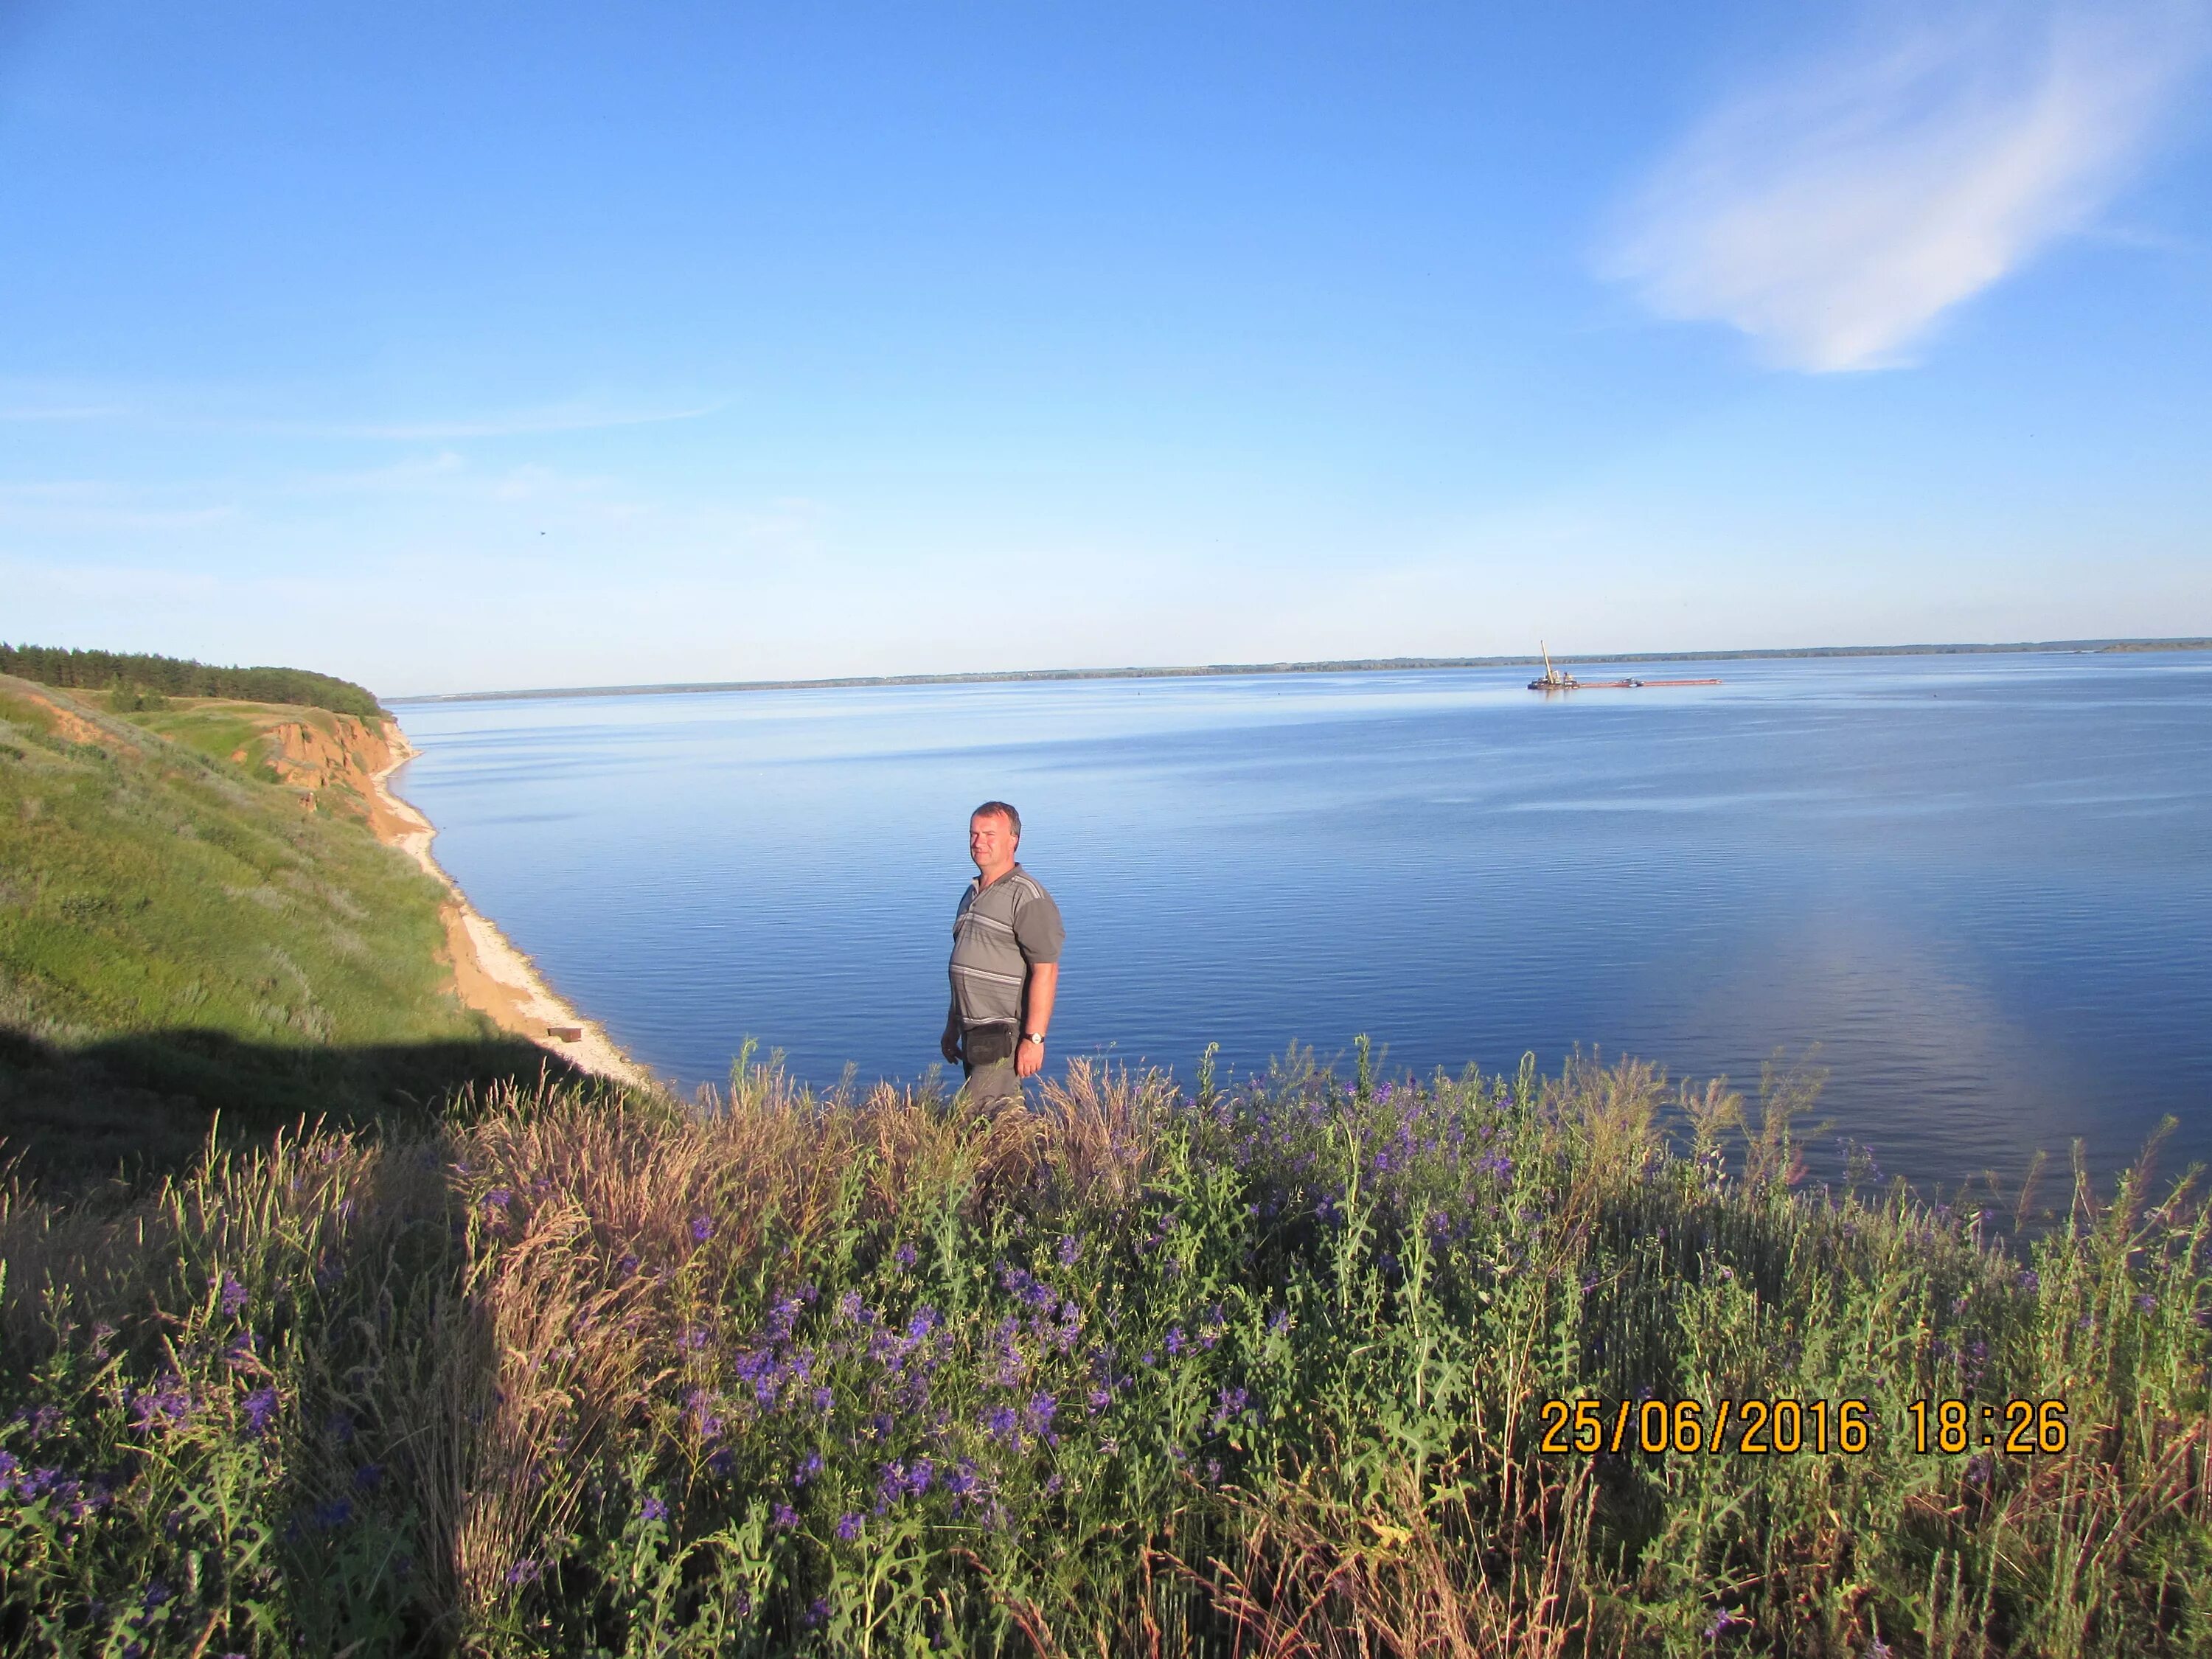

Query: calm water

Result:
[392,653,2212,1191]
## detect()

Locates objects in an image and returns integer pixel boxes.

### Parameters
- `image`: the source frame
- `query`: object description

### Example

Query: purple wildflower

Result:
[1164,1326,1185,1357]
[2017,1269,2040,1293]
[812,1385,833,1413]
[641,1495,669,1522]
[2136,1293,2158,1313]
[690,1214,714,1245]
[892,1242,917,1270]
[773,1500,798,1529]
[837,1290,864,1321]
[836,1511,862,1541]
[1474,1152,1514,1181]
[804,1597,830,1629]
[1213,1386,1250,1429]
[129,1380,193,1433]
[240,1387,279,1439]
[506,1559,542,1586]
[795,1451,823,1486]
[985,1405,1020,1443]
[485,1188,512,1213]
[216,1273,248,1317]
[1057,1234,1082,1267]
[616,1253,640,1278]
[1028,1393,1057,1430]
[355,1464,385,1490]
[314,1498,353,1529]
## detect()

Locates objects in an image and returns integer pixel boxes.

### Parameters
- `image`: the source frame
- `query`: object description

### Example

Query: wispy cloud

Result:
[0,380,721,438]
[1603,1,2212,371]
[0,480,237,534]
[337,400,723,441]
[0,402,128,422]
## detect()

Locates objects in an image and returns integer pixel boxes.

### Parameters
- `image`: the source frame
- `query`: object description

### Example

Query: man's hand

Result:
[1016,962,1057,1077]
[941,1016,961,1066]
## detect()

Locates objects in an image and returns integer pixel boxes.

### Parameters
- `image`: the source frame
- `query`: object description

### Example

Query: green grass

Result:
[1,1052,2202,1657]
[0,677,567,1179]
[115,702,287,780]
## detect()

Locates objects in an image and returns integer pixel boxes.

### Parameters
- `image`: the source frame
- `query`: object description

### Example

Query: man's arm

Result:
[1015,961,1058,1078]
[942,995,962,1065]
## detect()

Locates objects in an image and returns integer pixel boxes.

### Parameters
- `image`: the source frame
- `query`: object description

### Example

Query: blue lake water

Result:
[392,653,2212,1192]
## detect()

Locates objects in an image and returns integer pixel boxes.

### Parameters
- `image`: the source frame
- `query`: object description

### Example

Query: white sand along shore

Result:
[370,725,651,1089]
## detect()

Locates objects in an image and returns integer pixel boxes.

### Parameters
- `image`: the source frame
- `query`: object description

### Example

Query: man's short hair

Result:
[972,800,1021,841]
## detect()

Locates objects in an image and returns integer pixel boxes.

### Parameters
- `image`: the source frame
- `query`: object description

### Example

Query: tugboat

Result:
[1527,640,1579,692]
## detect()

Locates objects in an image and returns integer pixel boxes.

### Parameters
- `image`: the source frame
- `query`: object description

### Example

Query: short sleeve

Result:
[1012,884,1065,964]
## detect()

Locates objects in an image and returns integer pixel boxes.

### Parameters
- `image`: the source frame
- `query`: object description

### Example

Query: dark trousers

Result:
[959,1022,1023,1103]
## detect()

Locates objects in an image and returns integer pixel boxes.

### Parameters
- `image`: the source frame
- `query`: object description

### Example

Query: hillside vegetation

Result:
[0,644,383,720]
[0,1054,2203,1657]
[0,675,568,1179]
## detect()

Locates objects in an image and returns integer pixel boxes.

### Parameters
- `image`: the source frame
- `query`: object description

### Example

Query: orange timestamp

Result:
[1539,1397,2073,1456]
[1540,1396,1871,1455]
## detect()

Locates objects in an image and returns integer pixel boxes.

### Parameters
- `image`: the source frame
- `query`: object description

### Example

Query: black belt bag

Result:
[962,1022,1018,1068]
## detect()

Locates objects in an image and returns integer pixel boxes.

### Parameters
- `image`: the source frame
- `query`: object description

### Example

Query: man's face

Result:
[969,811,1016,870]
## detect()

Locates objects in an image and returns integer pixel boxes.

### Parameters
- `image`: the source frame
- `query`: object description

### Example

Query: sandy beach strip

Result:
[369,723,653,1090]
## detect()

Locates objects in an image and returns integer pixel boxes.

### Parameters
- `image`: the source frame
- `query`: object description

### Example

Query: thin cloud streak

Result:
[0,403,127,422]
[1603,1,2212,372]
[339,400,725,441]
[0,380,722,438]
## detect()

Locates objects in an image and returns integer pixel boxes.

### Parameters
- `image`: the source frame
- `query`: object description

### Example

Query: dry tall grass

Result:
[1,1051,2205,1657]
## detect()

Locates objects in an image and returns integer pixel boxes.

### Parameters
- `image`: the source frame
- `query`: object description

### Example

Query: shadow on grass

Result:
[0,1023,591,1186]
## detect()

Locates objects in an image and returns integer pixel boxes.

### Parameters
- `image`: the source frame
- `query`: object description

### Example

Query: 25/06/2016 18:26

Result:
[1538,1397,2071,1456]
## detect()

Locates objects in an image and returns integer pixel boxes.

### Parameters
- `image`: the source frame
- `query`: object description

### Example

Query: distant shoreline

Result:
[389,635,2212,705]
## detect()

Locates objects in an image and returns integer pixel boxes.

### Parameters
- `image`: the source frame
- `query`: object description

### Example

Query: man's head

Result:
[969,801,1021,876]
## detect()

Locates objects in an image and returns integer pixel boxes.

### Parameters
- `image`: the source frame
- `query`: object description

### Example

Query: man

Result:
[941,800,1063,1106]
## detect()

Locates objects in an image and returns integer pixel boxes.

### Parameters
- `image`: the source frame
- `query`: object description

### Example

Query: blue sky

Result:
[3,1,2208,696]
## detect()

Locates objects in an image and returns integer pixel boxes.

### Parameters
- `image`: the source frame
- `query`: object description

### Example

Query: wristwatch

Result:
[1021,1032,1046,1047]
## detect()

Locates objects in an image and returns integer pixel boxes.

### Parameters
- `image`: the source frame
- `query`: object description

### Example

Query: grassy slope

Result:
[0,676,571,1180]
[119,700,293,781]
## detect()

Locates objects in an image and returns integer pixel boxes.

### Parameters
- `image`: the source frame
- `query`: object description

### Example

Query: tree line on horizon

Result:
[0,643,384,719]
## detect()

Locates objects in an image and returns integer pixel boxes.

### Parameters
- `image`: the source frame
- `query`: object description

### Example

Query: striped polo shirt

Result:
[949,863,1065,1029]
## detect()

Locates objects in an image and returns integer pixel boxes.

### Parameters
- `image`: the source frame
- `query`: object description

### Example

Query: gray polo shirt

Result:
[950,863,1065,1029]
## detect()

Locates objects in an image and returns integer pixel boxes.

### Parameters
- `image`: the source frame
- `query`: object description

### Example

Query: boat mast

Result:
[1540,639,1554,682]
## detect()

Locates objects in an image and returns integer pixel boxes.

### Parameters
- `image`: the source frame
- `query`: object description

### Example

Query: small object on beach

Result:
[547,1024,582,1043]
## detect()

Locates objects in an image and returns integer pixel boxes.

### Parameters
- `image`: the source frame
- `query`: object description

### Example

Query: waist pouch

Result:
[963,1023,1018,1068]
